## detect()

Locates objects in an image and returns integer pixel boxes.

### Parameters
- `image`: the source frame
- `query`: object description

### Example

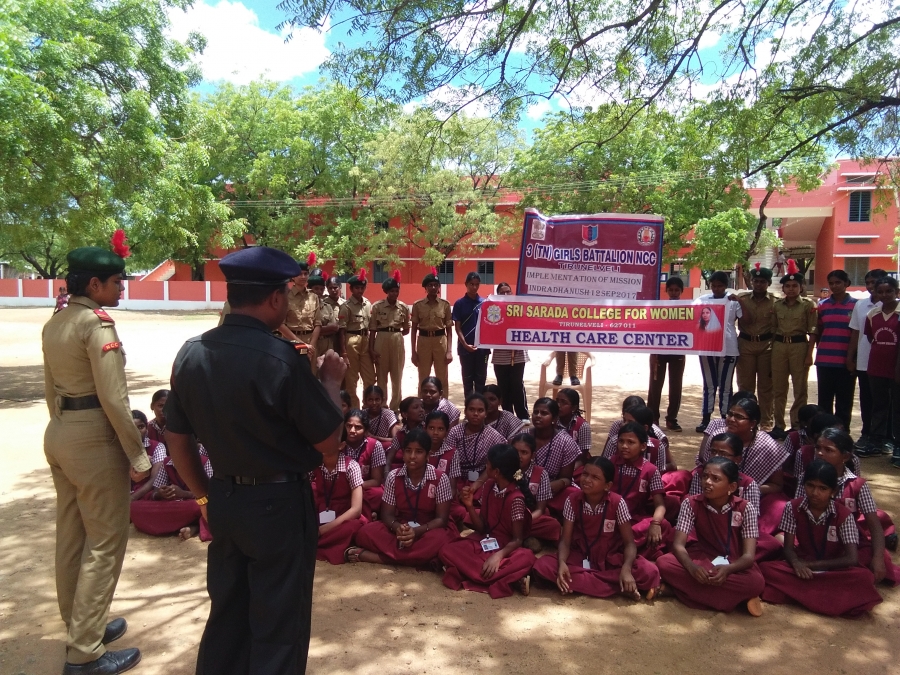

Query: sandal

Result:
[344,546,363,563]
[518,574,531,596]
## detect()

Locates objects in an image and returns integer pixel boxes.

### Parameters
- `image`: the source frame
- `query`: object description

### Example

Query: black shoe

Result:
[62,649,141,675]
[695,416,711,433]
[856,444,883,458]
[552,375,563,386]
[769,426,787,441]
[886,533,899,552]
[882,441,897,456]
[666,419,683,432]
[102,618,127,645]
[570,377,580,386]
[854,435,871,450]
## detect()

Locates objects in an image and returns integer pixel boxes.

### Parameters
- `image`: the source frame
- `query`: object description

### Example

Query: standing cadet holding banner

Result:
[733,264,776,432]
[411,267,453,392]
[43,234,151,675]
[164,247,345,675]
[369,270,410,412]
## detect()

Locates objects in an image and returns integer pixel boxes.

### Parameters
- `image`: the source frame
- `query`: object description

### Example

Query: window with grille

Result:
[849,191,871,222]
[843,258,869,286]
[437,260,454,284]
[372,261,388,283]
[843,238,872,244]
[477,261,495,284]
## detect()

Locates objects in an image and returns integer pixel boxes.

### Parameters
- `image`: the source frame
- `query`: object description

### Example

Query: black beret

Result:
[422,272,440,287]
[780,272,805,284]
[749,265,773,281]
[67,247,126,275]
[219,247,300,285]
[308,274,325,287]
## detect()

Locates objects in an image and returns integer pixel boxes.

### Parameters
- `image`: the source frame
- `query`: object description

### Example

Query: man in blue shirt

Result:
[453,271,491,396]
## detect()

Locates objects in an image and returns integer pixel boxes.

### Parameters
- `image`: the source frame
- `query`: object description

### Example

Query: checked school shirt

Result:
[382,464,453,505]
[779,497,859,544]
[675,498,760,540]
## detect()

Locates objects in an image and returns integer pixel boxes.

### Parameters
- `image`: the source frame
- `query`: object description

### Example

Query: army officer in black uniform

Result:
[164,246,346,675]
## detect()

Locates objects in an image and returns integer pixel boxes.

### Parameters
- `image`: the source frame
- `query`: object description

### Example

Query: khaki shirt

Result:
[285,287,322,332]
[411,297,452,331]
[42,296,150,471]
[737,291,776,336]
[320,295,341,329]
[339,296,372,332]
[369,299,410,331]
[774,297,818,336]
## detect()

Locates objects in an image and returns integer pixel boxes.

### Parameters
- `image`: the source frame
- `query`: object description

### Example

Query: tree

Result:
[280,0,900,171]
[296,110,524,271]
[0,0,203,276]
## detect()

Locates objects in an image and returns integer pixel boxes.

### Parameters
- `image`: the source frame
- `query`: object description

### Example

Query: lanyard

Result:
[460,427,485,471]
[578,500,608,560]
[319,469,337,510]
[483,488,509,537]
[401,473,425,524]
[703,504,734,559]
[809,511,835,561]
[616,465,641,501]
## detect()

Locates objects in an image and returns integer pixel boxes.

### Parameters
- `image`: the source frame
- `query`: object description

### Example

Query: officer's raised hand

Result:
[318,349,348,384]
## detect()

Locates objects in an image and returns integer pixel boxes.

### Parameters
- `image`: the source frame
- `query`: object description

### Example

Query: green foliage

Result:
[687,208,781,272]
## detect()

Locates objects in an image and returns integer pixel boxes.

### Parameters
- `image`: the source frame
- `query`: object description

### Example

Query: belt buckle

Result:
[751,334,760,342]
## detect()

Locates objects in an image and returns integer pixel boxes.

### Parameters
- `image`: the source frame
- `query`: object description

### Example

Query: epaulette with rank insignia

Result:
[292,341,309,356]
[93,308,115,325]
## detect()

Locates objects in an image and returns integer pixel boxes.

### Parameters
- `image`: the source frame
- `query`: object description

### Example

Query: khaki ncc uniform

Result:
[339,296,375,408]
[285,286,322,344]
[411,297,452,390]
[735,291,776,428]
[317,295,342,360]
[369,299,410,411]
[772,297,818,429]
[42,296,151,665]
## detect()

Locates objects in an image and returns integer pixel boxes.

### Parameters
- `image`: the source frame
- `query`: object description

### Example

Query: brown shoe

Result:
[666,419,682,432]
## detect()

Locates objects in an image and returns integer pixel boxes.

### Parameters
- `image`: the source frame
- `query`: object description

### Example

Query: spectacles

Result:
[725,411,750,421]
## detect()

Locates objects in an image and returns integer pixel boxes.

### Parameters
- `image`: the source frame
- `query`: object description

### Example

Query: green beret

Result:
[66,247,126,275]
[422,272,440,287]
[749,265,773,281]
[308,274,325,287]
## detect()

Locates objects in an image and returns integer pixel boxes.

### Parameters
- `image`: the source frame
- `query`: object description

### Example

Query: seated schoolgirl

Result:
[530,397,582,514]
[341,409,387,518]
[130,437,212,541]
[339,390,352,417]
[780,404,820,496]
[694,390,756,456]
[364,384,399,446]
[446,393,507,509]
[351,429,456,566]
[604,395,670,463]
[759,460,882,617]
[813,427,899,583]
[147,389,168,445]
[656,457,766,615]
[612,421,672,559]
[310,451,365,565]
[130,410,164,502]
[533,457,661,600]
[421,376,461,426]
[555,388,592,463]
[426,411,455,473]
[439,443,536,598]
[791,414,859,496]
[388,396,426,470]
[620,404,669,474]
[484,384,528,440]
[511,433,560,545]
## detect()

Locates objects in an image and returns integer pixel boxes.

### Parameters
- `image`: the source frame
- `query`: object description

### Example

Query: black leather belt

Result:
[774,334,808,344]
[214,472,301,485]
[59,394,102,411]
[377,327,401,332]
[418,330,444,337]
[739,332,773,342]
[345,329,367,336]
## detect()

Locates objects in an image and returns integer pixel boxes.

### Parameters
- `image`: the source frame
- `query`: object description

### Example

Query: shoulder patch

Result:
[102,341,121,352]
[293,342,309,355]
[93,308,115,324]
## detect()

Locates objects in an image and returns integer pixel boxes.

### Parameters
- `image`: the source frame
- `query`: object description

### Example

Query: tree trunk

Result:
[741,188,775,288]
[192,262,205,281]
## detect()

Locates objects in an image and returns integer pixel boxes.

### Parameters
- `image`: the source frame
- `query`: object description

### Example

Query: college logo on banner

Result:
[637,226,656,246]
[582,223,599,246]
[486,304,503,324]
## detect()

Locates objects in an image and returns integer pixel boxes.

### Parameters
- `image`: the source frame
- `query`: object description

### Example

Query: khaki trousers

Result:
[44,409,131,665]
[416,335,449,392]
[772,341,809,429]
[736,339,774,428]
[374,332,405,411]
[344,334,375,408]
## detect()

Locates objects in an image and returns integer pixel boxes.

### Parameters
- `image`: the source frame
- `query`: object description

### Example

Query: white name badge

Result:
[407,521,420,529]
[711,556,730,567]
[318,510,336,524]
[480,537,500,552]
[582,558,591,570]
[467,470,480,482]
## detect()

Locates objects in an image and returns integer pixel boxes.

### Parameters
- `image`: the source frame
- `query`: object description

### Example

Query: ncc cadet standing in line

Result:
[410,267,454,391]
[43,234,151,675]
[309,272,340,363]
[771,259,818,434]
[339,268,376,408]
[283,252,322,365]
[164,247,346,675]
[369,270,410,412]
[732,264,776,432]
[323,275,345,353]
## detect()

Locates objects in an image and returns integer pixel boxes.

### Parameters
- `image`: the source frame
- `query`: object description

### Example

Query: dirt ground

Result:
[1,306,899,675]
